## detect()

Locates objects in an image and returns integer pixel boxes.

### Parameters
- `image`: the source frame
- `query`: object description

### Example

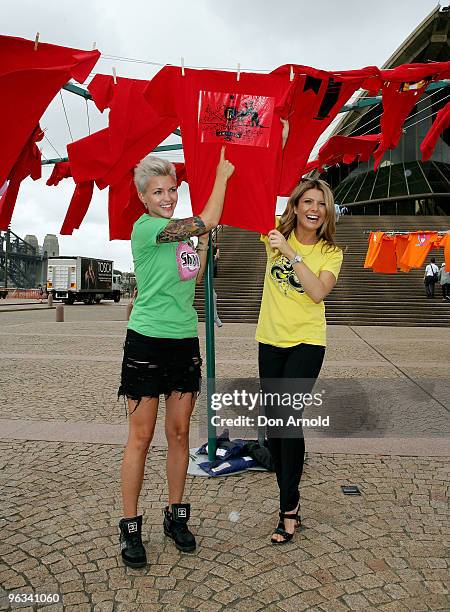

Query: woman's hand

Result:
[281,118,289,149]
[268,229,295,260]
[216,146,235,182]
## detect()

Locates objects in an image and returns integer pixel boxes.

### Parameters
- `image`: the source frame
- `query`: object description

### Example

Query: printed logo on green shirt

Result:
[176,242,200,281]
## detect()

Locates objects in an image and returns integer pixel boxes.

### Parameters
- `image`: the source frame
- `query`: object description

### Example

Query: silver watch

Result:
[289,254,303,265]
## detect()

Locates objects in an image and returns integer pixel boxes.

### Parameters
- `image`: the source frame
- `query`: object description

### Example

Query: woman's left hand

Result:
[268,229,295,259]
[280,118,289,149]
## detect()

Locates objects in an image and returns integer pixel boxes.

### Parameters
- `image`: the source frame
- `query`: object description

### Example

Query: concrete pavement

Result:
[0,304,448,611]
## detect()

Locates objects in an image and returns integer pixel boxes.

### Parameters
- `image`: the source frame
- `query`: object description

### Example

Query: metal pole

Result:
[5,230,10,289]
[204,234,217,461]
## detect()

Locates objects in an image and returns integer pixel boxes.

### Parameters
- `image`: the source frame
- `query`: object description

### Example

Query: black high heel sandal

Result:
[271,508,301,545]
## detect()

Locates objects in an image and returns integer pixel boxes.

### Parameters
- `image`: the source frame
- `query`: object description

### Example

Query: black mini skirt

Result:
[118,329,202,403]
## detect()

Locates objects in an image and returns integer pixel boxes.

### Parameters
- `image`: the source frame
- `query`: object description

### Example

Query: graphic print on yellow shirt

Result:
[270,253,305,295]
[256,229,343,348]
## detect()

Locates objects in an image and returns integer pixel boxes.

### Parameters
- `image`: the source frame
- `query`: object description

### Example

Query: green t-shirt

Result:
[128,214,200,338]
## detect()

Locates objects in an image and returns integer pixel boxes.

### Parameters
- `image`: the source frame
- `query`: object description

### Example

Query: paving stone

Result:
[1,318,449,611]
[342,592,372,609]
[62,591,90,605]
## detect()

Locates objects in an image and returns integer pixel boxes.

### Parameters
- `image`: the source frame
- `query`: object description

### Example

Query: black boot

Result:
[163,503,196,552]
[118,515,147,568]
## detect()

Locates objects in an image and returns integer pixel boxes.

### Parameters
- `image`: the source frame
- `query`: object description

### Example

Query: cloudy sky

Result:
[2,0,443,271]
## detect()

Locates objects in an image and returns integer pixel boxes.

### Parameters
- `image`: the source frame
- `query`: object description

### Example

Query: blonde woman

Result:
[256,178,343,544]
[118,149,234,567]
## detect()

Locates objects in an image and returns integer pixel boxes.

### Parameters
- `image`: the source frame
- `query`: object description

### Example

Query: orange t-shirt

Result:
[399,232,439,269]
[395,234,410,272]
[438,233,450,271]
[364,232,385,268]
[372,235,397,273]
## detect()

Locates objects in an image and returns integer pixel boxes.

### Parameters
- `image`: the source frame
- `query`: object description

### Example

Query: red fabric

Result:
[373,62,450,169]
[399,232,440,269]
[143,65,293,234]
[0,125,43,229]
[310,134,381,172]
[0,35,99,188]
[420,102,450,161]
[271,65,381,195]
[46,162,72,186]
[60,181,94,235]
[45,161,95,235]
[69,75,177,188]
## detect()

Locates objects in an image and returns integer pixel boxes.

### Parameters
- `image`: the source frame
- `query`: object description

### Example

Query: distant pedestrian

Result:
[424,257,439,298]
[213,244,220,278]
[38,284,44,303]
[439,262,450,301]
[334,204,341,222]
[213,289,222,327]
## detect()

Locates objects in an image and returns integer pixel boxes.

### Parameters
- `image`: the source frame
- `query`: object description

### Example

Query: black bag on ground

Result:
[243,441,274,471]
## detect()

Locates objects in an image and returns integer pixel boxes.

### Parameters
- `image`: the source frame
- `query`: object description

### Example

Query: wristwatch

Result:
[289,253,303,265]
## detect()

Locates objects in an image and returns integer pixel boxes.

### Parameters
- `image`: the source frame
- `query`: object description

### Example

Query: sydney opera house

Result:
[318,5,449,215]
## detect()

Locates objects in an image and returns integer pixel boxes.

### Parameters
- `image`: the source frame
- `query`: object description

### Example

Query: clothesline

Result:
[364,230,450,235]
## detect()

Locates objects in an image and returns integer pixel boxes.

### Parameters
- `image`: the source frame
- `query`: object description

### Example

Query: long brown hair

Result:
[278,179,339,253]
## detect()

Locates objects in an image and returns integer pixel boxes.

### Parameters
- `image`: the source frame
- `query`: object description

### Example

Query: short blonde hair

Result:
[134,156,176,194]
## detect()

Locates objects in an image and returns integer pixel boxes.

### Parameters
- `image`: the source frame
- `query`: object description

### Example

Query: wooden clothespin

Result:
[237,63,241,82]
[290,65,294,82]
[34,32,40,51]
[112,67,117,85]
[181,57,185,77]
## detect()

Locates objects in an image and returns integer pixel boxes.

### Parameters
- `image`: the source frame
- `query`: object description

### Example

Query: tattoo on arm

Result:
[157,216,207,243]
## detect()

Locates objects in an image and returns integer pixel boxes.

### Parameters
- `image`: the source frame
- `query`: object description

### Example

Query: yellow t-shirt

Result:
[256,229,343,348]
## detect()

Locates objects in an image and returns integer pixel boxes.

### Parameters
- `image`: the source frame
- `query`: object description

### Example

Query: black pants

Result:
[425,276,436,297]
[442,283,450,299]
[258,342,325,513]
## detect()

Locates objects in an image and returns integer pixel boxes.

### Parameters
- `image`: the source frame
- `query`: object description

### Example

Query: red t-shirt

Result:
[68,75,177,188]
[0,125,43,229]
[271,64,380,195]
[420,102,450,161]
[0,35,99,188]
[46,162,72,186]
[374,62,450,168]
[311,134,380,172]
[143,65,293,233]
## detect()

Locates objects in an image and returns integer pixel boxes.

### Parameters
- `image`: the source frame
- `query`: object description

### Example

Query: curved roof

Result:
[332,5,449,137]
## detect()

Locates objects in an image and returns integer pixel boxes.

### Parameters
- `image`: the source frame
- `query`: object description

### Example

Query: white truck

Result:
[47,257,122,304]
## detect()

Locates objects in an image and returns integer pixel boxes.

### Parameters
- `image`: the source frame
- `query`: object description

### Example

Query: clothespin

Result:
[290,65,294,82]
[112,67,117,85]
[34,32,40,51]
[181,57,185,77]
[92,42,96,50]
[237,63,241,82]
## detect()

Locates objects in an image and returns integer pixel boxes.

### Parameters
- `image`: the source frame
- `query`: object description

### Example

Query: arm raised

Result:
[157,147,234,244]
